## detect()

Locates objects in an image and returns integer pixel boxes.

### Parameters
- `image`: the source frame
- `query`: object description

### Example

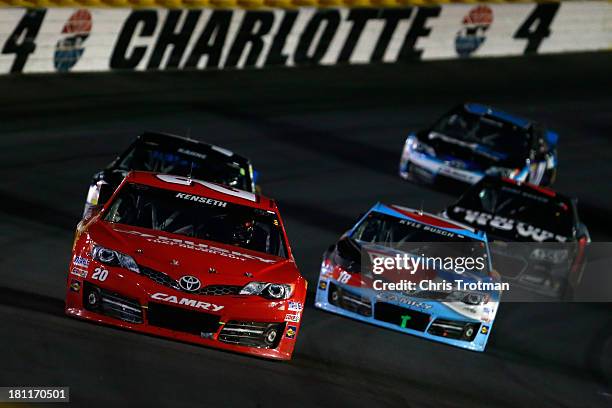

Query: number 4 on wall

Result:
[1,9,46,73]
[514,3,560,54]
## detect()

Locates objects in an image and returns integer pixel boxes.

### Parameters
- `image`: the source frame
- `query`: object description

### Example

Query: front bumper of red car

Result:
[65,265,304,361]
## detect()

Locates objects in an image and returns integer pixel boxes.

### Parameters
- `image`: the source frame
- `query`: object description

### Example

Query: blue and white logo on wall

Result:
[54,9,92,72]
[455,6,493,58]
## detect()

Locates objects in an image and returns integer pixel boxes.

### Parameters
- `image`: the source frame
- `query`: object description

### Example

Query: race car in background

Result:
[83,132,259,218]
[315,203,501,352]
[67,172,306,360]
[399,103,558,187]
[444,176,590,299]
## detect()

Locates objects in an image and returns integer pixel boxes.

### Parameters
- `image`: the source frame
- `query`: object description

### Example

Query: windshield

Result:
[103,183,287,258]
[351,211,489,274]
[432,108,530,157]
[116,141,252,192]
[458,183,574,238]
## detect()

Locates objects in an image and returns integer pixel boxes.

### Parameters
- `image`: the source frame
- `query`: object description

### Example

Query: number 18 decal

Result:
[338,271,351,284]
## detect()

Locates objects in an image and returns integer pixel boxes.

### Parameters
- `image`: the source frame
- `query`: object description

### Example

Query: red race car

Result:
[66,171,306,360]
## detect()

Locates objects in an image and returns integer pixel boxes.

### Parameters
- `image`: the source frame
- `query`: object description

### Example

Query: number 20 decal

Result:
[156,174,256,202]
[92,267,108,282]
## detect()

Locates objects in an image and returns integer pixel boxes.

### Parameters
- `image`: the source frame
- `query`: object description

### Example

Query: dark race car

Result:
[399,103,558,187]
[444,176,590,298]
[83,132,258,218]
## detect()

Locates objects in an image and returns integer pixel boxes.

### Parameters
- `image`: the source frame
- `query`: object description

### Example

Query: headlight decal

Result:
[239,281,294,300]
[91,244,140,273]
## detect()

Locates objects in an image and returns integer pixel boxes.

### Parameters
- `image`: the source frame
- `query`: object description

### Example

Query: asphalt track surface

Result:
[1,53,612,408]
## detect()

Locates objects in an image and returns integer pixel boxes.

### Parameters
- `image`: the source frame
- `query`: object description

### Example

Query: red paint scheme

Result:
[65,172,307,360]
[501,177,556,197]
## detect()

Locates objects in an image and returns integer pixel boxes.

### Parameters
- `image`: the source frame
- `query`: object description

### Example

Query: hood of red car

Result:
[87,221,298,285]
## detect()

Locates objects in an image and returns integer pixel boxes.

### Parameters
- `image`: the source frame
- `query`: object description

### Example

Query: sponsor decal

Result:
[54,9,92,72]
[73,256,89,268]
[151,292,224,312]
[70,279,81,292]
[175,192,227,207]
[318,281,328,290]
[284,312,300,322]
[455,5,493,57]
[115,228,277,264]
[156,174,257,202]
[376,292,433,310]
[399,314,412,329]
[177,148,207,160]
[481,306,495,323]
[71,268,88,278]
[481,326,489,334]
[397,218,461,239]
[288,301,303,312]
[285,325,297,339]
[437,164,482,184]
[448,160,468,170]
[451,206,568,242]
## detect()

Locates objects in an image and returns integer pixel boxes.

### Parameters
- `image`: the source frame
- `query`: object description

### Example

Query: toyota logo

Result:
[178,275,201,292]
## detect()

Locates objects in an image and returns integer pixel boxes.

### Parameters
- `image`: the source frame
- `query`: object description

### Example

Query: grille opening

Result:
[83,282,143,324]
[328,283,372,317]
[428,318,480,341]
[219,321,285,349]
[147,302,220,336]
[139,266,241,296]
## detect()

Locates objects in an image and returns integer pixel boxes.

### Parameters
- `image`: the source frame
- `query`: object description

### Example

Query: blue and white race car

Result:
[399,103,558,186]
[315,203,501,352]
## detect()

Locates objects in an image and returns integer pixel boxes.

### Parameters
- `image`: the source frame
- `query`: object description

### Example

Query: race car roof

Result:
[363,202,487,242]
[120,171,274,210]
[464,103,532,129]
[138,132,250,165]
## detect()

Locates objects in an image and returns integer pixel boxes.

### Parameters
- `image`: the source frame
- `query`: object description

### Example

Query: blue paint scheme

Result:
[252,169,260,184]
[465,103,531,128]
[316,203,497,352]
[546,130,559,147]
